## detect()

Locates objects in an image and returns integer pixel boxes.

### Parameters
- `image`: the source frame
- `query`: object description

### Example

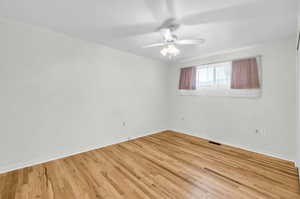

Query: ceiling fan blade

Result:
[157,18,180,31]
[175,39,205,45]
[180,1,291,26]
[144,0,179,30]
[142,43,165,48]
[144,0,171,22]
[180,4,249,25]
[166,0,177,18]
[102,23,159,38]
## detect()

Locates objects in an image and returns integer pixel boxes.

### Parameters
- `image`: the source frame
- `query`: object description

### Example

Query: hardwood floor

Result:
[0,131,299,199]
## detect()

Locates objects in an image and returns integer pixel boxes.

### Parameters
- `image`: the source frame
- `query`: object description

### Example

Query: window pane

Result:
[195,62,231,89]
[214,62,231,87]
[196,65,214,87]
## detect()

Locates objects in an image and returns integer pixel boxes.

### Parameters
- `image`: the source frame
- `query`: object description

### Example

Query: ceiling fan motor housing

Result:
[161,28,178,43]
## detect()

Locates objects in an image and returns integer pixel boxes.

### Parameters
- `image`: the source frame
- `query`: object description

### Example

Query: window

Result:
[178,57,261,97]
[196,62,231,88]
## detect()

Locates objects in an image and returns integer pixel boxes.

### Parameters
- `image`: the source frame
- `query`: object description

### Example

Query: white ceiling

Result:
[0,0,297,62]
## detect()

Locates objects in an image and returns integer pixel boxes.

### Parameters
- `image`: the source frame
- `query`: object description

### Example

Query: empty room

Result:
[0,0,300,198]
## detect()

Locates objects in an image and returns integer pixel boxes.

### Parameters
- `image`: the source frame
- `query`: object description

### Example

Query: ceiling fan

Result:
[111,0,282,59]
[142,19,205,59]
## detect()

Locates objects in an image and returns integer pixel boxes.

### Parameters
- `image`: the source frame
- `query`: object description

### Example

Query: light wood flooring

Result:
[0,131,299,199]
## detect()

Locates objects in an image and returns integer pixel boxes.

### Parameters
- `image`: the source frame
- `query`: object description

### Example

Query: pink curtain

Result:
[231,58,260,89]
[179,67,196,90]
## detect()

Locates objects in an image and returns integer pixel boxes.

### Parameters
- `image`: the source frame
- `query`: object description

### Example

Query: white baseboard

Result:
[171,128,295,163]
[1,129,295,175]
[0,129,166,174]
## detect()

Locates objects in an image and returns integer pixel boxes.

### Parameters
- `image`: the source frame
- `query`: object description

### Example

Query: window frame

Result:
[195,61,232,89]
[178,56,262,98]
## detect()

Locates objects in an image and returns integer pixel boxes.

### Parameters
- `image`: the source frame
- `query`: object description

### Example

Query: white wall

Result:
[296,3,300,167]
[168,38,297,161]
[0,16,298,173]
[0,18,168,172]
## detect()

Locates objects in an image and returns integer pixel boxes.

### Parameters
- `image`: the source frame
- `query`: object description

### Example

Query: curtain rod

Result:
[182,55,262,68]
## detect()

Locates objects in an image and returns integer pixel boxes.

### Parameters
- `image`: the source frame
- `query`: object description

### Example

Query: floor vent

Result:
[208,141,221,146]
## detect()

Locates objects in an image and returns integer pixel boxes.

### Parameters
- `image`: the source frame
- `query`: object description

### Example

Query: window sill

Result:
[177,88,261,98]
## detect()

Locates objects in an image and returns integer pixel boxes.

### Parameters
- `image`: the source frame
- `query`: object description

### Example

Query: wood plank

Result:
[0,130,299,199]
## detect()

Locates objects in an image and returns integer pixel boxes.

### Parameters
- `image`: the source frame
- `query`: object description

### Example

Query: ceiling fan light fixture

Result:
[160,44,180,58]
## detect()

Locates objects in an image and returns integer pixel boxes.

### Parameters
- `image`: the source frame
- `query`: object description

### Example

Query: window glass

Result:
[196,62,231,89]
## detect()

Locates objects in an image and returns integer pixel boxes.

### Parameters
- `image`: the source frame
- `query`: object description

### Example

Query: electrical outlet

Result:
[254,129,267,136]
[261,129,267,136]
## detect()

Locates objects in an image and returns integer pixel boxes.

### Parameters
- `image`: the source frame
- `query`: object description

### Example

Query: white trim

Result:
[0,129,167,174]
[180,46,262,63]
[171,128,295,163]
[178,88,261,98]
[178,56,262,98]
[0,129,296,174]
[185,55,262,67]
